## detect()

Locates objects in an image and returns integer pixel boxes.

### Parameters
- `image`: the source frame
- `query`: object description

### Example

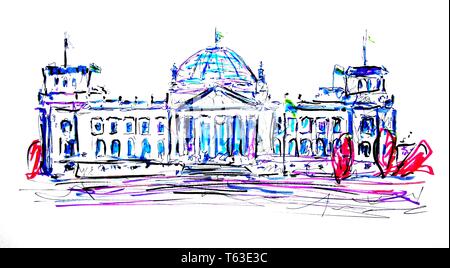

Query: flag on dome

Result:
[215,28,224,45]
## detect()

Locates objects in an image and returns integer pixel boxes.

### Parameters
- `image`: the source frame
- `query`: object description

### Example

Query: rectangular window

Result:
[316,118,328,134]
[288,118,296,133]
[126,122,133,133]
[91,118,103,135]
[107,117,120,135]
[124,117,135,134]
[277,117,283,134]
[299,117,312,134]
[361,117,375,136]
[111,121,117,134]
[157,122,165,134]
[332,117,342,133]
[139,118,150,135]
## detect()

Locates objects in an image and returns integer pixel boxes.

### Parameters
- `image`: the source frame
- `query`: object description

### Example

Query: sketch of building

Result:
[24,31,435,215]
[31,31,426,182]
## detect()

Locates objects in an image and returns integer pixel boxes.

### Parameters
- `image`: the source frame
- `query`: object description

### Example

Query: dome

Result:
[174,46,257,94]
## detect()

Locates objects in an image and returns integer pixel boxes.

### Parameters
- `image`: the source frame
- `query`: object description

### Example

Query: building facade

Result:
[35,37,396,178]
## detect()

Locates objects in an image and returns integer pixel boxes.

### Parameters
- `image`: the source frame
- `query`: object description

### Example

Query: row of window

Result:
[91,117,165,136]
[276,116,376,136]
[273,138,374,157]
[274,138,335,157]
[54,77,77,88]
[347,77,385,94]
[277,117,343,135]
[95,138,166,159]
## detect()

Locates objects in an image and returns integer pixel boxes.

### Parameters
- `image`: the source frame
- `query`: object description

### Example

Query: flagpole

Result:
[64,35,68,67]
[363,29,367,66]
[332,64,336,89]
[282,111,287,176]
[214,27,217,47]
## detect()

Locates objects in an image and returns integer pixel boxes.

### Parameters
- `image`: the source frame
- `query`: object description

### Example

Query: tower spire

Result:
[171,63,178,81]
[258,61,266,84]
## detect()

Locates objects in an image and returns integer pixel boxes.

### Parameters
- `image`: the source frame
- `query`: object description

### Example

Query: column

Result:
[209,115,215,158]
[247,115,257,160]
[178,114,185,156]
[194,115,201,162]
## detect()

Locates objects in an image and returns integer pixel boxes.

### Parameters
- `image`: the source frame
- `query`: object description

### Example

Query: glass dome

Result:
[174,46,257,94]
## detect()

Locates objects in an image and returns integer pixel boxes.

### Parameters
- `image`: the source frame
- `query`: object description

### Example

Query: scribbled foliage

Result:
[331,133,354,183]
[26,139,42,180]
[373,128,397,177]
[373,128,433,177]
[393,140,434,177]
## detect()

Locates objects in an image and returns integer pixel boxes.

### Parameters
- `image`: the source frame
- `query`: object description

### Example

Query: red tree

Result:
[331,133,354,184]
[26,139,42,180]
[373,128,397,178]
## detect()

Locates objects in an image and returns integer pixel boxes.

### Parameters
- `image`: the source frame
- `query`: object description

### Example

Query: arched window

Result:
[288,139,299,156]
[63,139,76,157]
[127,139,135,157]
[332,138,342,154]
[316,139,326,156]
[141,138,151,159]
[358,141,372,157]
[157,140,165,159]
[61,119,72,133]
[95,139,106,157]
[299,139,311,155]
[111,139,120,157]
[274,138,282,156]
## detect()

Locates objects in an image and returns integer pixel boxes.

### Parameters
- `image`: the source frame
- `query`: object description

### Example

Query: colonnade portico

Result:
[172,109,259,165]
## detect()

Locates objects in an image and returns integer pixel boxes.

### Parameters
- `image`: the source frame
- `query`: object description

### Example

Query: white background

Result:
[0,0,448,247]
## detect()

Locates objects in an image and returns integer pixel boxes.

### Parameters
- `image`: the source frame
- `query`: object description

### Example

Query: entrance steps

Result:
[181,164,252,176]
